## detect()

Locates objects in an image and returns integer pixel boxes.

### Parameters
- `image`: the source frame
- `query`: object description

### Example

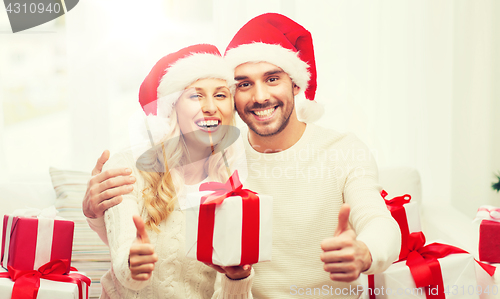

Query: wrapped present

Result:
[1,206,74,274]
[475,206,500,263]
[365,232,496,299]
[474,259,499,299]
[185,170,272,266]
[381,190,421,260]
[0,259,90,299]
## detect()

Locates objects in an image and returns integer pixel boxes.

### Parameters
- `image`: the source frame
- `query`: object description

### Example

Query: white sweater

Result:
[241,124,401,299]
[88,123,400,299]
[87,151,254,299]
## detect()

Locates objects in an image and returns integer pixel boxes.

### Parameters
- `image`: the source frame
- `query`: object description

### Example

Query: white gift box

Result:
[0,268,89,299]
[361,254,482,299]
[475,261,500,299]
[185,190,272,266]
[403,202,421,233]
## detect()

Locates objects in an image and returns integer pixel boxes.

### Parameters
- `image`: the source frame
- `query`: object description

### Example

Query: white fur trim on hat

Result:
[295,92,324,123]
[224,42,310,91]
[157,53,236,101]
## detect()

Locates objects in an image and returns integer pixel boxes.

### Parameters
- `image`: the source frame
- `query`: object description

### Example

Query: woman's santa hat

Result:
[224,13,324,123]
[139,44,235,118]
[129,44,235,159]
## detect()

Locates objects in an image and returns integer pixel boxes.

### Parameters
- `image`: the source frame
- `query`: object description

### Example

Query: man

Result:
[85,13,400,298]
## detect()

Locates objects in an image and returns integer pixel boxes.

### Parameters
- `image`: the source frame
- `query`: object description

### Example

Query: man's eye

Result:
[238,82,250,88]
[268,77,279,83]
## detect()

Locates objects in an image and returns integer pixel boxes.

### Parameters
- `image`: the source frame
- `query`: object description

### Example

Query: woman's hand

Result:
[129,215,158,281]
[205,263,252,280]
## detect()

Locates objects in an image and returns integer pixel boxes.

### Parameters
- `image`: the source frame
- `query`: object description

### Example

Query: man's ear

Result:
[293,83,300,96]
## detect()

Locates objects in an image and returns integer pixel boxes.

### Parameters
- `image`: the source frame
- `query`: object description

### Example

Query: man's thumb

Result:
[334,204,351,236]
[133,215,150,244]
[92,150,110,176]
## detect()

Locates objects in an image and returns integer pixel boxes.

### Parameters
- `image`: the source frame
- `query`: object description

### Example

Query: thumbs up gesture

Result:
[320,204,372,282]
[129,215,158,281]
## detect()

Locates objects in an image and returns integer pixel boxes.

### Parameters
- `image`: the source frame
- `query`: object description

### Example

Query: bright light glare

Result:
[98,0,179,50]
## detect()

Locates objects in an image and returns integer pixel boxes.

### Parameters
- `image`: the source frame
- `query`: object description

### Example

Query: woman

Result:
[87,44,253,299]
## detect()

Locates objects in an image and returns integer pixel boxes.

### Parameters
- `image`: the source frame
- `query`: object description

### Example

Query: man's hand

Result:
[320,204,372,282]
[205,263,252,280]
[129,215,158,281]
[82,150,136,218]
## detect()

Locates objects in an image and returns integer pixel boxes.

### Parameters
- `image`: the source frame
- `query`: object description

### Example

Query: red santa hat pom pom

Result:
[225,13,323,122]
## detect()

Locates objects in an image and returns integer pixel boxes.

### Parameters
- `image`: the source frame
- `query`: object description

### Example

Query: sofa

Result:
[0,166,497,298]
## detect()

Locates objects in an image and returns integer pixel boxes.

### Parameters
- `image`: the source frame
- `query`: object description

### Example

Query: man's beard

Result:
[239,99,294,137]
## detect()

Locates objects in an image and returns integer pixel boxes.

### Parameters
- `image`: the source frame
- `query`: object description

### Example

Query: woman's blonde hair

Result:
[138,93,236,232]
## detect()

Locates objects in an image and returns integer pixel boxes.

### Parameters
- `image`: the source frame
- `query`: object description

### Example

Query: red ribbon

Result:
[381,190,412,261]
[196,170,260,265]
[0,259,90,299]
[477,206,500,220]
[368,232,496,299]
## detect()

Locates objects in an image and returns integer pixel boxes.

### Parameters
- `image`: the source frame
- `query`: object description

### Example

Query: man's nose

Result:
[253,82,270,103]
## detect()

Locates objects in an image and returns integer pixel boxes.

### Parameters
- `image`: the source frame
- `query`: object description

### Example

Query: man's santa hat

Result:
[224,13,324,123]
[129,44,235,158]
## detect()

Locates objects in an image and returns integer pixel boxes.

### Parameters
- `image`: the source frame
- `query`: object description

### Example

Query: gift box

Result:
[381,190,421,260]
[365,254,478,299]
[363,232,497,299]
[479,220,500,263]
[475,206,500,263]
[0,260,90,299]
[184,171,272,266]
[474,259,499,299]
[1,207,74,274]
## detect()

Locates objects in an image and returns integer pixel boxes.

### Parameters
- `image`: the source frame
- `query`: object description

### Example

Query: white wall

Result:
[451,0,500,216]
[294,1,455,209]
[1,0,499,216]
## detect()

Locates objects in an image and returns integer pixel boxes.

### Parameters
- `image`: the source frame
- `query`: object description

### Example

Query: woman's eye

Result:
[190,94,201,99]
[215,93,227,99]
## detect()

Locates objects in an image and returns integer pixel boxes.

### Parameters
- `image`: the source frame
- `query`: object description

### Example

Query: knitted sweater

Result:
[87,151,254,299]
[241,123,401,299]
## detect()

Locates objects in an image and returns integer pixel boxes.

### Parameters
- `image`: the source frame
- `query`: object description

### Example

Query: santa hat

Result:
[129,44,235,159]
[224,13,324,123]
[139,44,235,117]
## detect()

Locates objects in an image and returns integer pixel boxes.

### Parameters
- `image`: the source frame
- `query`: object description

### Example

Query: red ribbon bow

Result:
[382,190,412,207]
[369,232,496,299]
[477,206,500,220]
[197,170,260,265]
[0,259,90,299]
[199,169,247,205]
[381,190,412,261]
